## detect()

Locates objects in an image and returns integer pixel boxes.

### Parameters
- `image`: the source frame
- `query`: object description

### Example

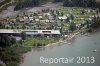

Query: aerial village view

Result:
[0,0,100,66]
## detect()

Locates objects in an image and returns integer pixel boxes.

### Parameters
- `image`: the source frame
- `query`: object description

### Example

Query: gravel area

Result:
[0,2,63,18]
[0,0,5,3]
[27,2,63,12]
[0,6,20,18]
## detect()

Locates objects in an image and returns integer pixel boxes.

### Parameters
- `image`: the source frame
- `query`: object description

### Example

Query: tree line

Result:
[53,0,63,3]
[63,0,100,8]
[0,0,11,7]
[87,17,100,32]
[14,0,40,10]
[0,34,16,47]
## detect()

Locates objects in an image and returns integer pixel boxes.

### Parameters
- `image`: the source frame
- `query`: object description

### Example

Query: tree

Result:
[66,16,70,22]
[90,17,100,29]
[14,0,40,11]
[22,24,26,29]
[11,36,16,45]
[63,0,99,7]
[69,22,76,32]
[53,0,63,3]
[61,12,64,16]
[70,14,74,20]
[21,32,27,40]
[0,22,5,29]
[0,34,16,47]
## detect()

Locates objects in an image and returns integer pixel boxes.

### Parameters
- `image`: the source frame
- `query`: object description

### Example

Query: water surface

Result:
[20,31,100,66]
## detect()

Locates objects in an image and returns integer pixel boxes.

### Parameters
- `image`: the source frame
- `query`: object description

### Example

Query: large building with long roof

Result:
[0,29,61,37]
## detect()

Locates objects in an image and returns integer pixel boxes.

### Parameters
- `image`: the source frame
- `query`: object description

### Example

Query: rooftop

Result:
[0,29,61,34]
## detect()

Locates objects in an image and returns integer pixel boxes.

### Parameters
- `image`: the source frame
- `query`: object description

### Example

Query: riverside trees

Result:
[0,34,16,47]
[87,17,100,32]
[69,22,77,32]
[21,32,26,40]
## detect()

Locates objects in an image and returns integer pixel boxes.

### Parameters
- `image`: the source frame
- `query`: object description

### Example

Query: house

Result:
[0,29,21,36]
[28,17,34,21]
[67,14,70,17]
[48,16,54,20]
[49,20,55,23]
[45,19,50,22]
[19,18,24,22]
[58,16,67,20]
[43,13,51,16]
[40,20,46,23]
[35,19,40,22]
[24,30,61,37]
[39,16,43,19]
[46,13,51,16]
[24,17,28,20]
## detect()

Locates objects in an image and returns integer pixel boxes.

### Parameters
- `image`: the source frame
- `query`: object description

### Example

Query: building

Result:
[0,29,21,36]
[0,29,61,37]
[24,30,61,37]
[58,16,67,20]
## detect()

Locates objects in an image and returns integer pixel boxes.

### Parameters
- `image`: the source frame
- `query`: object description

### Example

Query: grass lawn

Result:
[23,37,60,47]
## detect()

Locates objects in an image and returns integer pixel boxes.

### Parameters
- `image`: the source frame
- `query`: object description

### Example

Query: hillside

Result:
[0,0,100,18]
[0,0,99,12]
[0,0,14,12]
[0,2,63,18]
[14,0,100,11]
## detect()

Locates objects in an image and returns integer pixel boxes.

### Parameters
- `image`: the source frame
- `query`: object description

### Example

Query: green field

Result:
[23,37,60,47]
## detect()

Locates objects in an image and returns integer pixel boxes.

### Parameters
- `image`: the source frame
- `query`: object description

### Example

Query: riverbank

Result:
[0,46,31,66]
[0,30,97,66]
[45,32,80,47]
[17,32,80,66]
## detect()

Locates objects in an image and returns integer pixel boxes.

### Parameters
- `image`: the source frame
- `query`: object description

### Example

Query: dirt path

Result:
[27,2,63,12]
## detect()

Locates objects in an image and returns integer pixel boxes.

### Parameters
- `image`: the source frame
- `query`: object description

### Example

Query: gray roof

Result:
[0,29,60,35]
[0,29,21,34]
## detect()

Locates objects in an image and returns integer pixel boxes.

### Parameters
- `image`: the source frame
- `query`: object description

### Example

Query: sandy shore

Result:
[45,32,80,47]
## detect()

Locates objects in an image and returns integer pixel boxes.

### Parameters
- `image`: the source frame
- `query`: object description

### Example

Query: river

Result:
[20,30,100,66]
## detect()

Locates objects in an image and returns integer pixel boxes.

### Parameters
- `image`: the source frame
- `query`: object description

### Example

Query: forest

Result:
[63,0,100,7]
